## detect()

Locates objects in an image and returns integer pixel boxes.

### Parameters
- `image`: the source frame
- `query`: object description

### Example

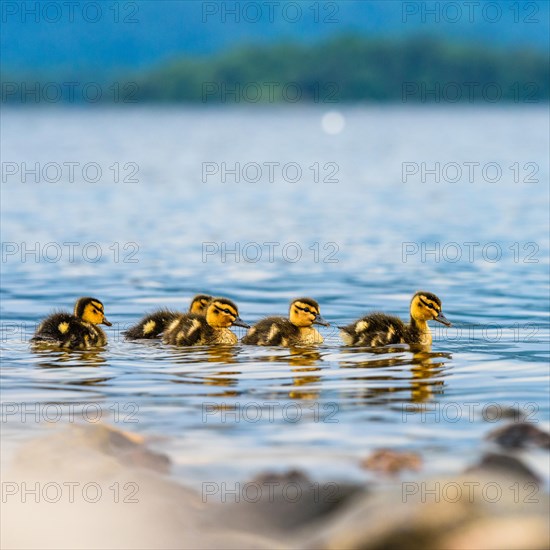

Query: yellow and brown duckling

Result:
[31,297,112,349]
[124,294,212,340]
[242,298,329,346]
[163,297,249,346]
[340,291,451,347]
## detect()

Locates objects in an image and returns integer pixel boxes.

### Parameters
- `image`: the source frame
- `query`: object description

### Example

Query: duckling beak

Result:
[102,317,113,327]
[434,312,451,327]
[313,314,330,327]
[232,316,250,329]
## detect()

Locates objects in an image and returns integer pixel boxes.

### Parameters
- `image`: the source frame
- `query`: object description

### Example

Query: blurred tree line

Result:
[135,35,548,103]
[3,35,548,104]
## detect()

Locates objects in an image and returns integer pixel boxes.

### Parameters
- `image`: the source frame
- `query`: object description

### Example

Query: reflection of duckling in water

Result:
[35,348,108,368]
[242,298,329,346]
[31,297,112,349]
[338,347,452,404]
[163,297,249,346]
[125,294,211,340]
[289,352,323,400]
[409,349,451,402]
[288,349,322,368]
[340,291,451,348]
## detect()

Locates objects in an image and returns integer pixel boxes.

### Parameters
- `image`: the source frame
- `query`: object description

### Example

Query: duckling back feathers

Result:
[163,313,237,345]
[340,312,411,347]
[242,316,301,346]
[124,294,213,341]
[124,309,179,340]
[243,296,326,346]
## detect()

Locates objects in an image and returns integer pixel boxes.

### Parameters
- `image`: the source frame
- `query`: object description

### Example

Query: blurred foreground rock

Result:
[214,469,361,536]
[301,472,549,550]
[1,424,283,549]
[466,452,541,482]
[486,422,550,450]
[1,424,548,550]
[361,448,423,475]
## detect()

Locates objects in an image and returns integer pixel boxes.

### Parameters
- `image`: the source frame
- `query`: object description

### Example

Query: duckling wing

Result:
[162,314,209,346]
[340,313,406,347]
[31,313,91,348]
[124,309,180,340]
[242,317,297,346]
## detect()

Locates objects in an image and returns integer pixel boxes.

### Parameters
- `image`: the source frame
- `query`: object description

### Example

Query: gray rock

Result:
[466,452,540,482]
[211,469,362,536]
[486,422,550,450]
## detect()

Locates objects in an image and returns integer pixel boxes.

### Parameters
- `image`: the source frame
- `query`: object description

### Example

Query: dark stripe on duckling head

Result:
[294,304,314,313]
[419,297,440,313]
[74,297,103,318]
[290,298,328,327]
[211,298,239,317]
[194,294,212,302]
[292,297,320,311]
[207,297,249,328]
[189,294,212,313]
[413,291,442,307]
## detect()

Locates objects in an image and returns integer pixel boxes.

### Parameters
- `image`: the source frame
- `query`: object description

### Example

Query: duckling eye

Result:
[303,308,311,313]
[223,308,231,314]
[419,298,436,311]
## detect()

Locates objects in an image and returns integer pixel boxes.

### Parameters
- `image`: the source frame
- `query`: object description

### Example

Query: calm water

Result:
[1,106,549,487]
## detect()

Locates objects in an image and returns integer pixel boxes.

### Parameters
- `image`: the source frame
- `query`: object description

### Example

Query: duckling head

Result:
[205,298,249,329]
[410,291,451,326]
[189,294,212,314]
[289,298,329,327]
[75,297,112,326]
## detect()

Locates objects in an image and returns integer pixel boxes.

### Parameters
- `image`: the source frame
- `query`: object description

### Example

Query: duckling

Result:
[242,298,329,346]
[163,297,249,346]
[188,294,212,314]
[124,294,212,340]
[340,291,451,347]
[31,297,112,349]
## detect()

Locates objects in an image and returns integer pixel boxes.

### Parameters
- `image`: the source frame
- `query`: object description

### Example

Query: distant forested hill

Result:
[134,35,549,103]
[3,34,547,104]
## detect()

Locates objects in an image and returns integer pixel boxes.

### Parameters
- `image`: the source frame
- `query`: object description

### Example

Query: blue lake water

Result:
[1,105,549,487]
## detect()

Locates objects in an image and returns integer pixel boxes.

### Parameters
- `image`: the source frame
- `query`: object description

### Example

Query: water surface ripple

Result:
[1,106,548,486]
